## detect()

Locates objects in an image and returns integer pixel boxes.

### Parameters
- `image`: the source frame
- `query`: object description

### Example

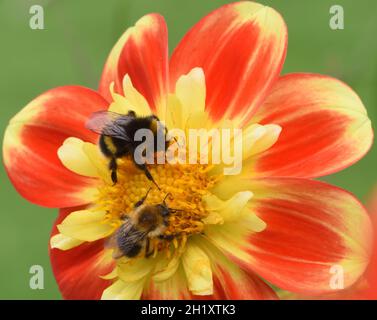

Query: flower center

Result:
[95,159,217,252]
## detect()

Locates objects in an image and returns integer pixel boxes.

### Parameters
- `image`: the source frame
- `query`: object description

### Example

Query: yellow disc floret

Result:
[96,159,217,241]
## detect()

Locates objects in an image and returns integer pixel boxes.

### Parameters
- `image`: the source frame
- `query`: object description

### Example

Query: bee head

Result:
[155,204,170,217]
[137,206,163,232]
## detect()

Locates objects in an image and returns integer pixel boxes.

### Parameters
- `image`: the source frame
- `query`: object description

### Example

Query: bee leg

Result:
[109,158,118,185]
[163,218,170,226]
[135,163,160,190]
[159,234,174,241]
[134,187,152,208]
[111,171,117,184]
[127,110,136,117]
[145,238,153,258]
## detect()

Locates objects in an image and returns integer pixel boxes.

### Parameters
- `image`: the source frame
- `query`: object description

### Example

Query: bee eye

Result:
[160,207,170,217]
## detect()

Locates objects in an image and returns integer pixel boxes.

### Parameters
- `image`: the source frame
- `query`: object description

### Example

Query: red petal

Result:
[49,207,115,300]
[99,14,168,113]
[3,86,106,208]
[211,178,372,295]
[170,2,287,124]
[253,73,373,178]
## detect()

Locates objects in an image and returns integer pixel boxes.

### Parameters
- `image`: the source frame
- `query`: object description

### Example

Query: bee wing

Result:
[104,217,133,250]
[110,220,148,259]
[86,110,133,141]
[118,221,148,244]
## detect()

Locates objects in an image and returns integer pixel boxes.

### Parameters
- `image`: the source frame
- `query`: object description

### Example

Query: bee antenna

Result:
[163,193,172,204]
[134,187,152,208]
[168,208,186,213]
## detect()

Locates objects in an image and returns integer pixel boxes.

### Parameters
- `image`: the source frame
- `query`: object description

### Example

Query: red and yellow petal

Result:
[170,1,287,124]
[143,266,193,300]
[3,86,106,208]
[99,13,168,115]
[355,187,377,299]
[49,207,115,300]
[143,239,277,300]
[253,73,373,178]
[287,187,377,300]
[196,239,277,300]
[211,177,372,295]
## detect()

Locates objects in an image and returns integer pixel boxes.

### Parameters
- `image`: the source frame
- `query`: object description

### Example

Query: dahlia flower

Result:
[3,2,373,299]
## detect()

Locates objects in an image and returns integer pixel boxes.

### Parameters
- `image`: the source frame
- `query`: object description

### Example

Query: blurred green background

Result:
[0,0,376,299]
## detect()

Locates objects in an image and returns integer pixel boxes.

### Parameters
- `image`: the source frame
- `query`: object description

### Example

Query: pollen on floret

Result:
[95,159,217,248]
